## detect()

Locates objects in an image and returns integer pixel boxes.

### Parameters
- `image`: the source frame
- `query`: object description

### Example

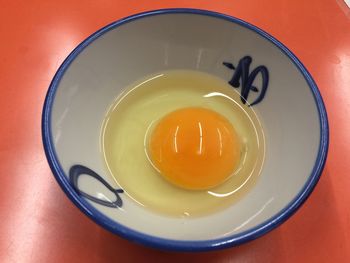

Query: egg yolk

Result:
[149,107,241,190]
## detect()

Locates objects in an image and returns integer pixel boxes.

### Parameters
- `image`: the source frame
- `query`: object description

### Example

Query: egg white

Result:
[101,70,265,217]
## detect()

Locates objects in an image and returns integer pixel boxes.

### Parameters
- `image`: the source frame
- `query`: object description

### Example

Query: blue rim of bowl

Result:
[42,8,329,252]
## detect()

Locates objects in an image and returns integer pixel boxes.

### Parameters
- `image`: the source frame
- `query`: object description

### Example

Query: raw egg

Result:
[101,70,265,217]
[149,107,241,190]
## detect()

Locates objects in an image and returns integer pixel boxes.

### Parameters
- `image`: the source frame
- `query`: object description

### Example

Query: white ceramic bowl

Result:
[42,9,328,251]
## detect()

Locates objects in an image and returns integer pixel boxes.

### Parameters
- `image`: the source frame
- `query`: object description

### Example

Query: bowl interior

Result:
[45,10,326,247]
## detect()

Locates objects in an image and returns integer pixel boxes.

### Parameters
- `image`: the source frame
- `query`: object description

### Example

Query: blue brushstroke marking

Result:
[223,56,269,106]
[69,165,124,208]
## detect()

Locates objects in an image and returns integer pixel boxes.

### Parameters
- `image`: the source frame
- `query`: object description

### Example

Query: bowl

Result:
[42,9,328,251]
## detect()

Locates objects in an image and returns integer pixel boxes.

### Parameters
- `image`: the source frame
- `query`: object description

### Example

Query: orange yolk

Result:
[149,107,241,190]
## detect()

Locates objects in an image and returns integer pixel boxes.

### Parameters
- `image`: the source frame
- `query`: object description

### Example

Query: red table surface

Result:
[1,0,349,262]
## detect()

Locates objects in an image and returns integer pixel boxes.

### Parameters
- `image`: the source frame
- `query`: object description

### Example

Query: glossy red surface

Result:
[1,1,349,262]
